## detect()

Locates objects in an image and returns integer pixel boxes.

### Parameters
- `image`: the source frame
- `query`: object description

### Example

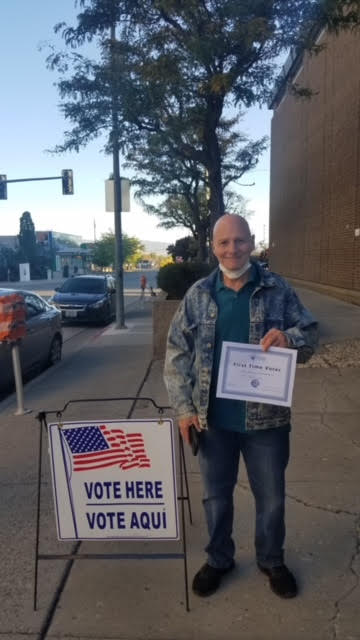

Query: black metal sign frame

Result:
[34,396,192,612]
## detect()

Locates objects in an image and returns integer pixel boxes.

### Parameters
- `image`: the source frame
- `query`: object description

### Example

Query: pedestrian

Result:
[164,214,318,600]
[140,274,147,305]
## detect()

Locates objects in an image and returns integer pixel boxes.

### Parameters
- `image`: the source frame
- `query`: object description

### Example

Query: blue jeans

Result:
[198,427,290,569]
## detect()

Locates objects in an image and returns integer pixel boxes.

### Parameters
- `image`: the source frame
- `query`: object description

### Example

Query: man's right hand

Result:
[178,415,201,444]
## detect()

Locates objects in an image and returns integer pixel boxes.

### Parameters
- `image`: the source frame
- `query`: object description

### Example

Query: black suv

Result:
[49,275,116,324]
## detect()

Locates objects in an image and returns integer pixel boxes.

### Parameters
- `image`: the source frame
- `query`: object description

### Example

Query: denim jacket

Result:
[164,264,318,431]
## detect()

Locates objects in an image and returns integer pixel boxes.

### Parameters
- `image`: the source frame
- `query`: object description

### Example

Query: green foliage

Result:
[92,232,114,268]
[16,211,54,279]
[167,236,199,262]
[146,190,209,261]
[157,261,212,300]
[18,211,37,262]
[92,230,144,269]
[48,0,360,238]
[128,114,266,261]
[223,191,253,217]
[123,235,144,264]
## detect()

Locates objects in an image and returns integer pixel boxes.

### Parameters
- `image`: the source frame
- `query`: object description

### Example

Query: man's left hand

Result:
[260,329,289,351]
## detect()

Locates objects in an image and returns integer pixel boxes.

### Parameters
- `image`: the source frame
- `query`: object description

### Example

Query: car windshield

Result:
[60,278,106,294]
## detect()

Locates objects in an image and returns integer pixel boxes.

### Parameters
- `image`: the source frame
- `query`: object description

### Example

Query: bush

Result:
[157,262,212,299]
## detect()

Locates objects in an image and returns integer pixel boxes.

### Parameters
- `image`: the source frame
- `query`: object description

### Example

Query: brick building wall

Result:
[269,29,360,295]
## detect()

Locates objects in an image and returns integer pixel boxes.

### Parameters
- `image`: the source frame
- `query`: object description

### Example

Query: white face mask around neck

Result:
[218,261,251,279]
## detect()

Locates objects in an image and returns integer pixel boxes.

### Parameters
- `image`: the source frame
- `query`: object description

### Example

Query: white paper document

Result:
[216,342,297,407]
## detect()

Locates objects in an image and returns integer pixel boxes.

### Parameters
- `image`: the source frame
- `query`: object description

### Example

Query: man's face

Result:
[212,216,254,271]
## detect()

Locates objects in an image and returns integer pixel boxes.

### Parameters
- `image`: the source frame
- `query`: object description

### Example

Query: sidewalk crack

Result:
[238,483,358,517]
[285,492,358,517]
[330,515,360,640]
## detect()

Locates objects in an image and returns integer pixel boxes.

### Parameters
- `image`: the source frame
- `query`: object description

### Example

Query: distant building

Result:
[0,230,92,279]
[269,27,360,304]
[0,235,19,250]
[36,231,92,277]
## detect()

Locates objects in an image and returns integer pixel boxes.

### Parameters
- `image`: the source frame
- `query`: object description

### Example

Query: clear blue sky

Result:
[0,1,272,247]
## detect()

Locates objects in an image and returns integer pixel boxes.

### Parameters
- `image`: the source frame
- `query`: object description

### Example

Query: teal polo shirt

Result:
[207,266,258,432]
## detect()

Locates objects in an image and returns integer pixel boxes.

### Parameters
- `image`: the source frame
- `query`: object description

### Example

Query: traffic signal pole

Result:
[0,171,74,198]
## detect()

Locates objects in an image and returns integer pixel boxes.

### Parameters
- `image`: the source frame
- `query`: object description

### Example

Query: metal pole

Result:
[33,414,45,610]
[180,437,193,525]
[11,343,31,415]
[179,431,190,611]
[4,176,64,183]
[110,22,126,329]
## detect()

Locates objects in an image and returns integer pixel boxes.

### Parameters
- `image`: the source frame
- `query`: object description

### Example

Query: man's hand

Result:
[178,415,201,444]
[260,328,289,352]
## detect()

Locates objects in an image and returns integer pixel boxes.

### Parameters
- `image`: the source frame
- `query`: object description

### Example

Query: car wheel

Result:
[101,305,112,326]
[48,335,62,366]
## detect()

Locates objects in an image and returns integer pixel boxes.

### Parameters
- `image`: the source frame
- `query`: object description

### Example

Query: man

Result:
[164,214,318,599]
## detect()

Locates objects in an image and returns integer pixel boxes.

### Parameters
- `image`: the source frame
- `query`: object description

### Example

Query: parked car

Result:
[0,289,63,391]
[49,275,116,324]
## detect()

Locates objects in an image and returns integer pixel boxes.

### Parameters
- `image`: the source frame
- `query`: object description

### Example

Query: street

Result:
[0,270,159,402]
[0,268,159,299]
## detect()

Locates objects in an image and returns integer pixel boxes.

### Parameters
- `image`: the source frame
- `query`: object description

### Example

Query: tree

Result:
[145,188,252,262]
[167,236,198,262]
[92,232,115,269]
[18,211,37,263]
[224,191,254,218]
[0,246,17,281]
[123,235,144,264]
[48,0,360,236]
[47,7,266,257]
[143,191,209,261]
[92,230,144,269]
[124,239,143,268]
[17,211,54,279]
[128,113,266,260]
[127,0,360,233]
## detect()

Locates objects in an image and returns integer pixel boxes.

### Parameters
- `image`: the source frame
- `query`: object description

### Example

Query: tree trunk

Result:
[196,225,208,262]
[203,95,225,239]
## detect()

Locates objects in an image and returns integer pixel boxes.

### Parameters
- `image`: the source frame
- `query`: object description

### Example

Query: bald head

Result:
[212,214,254,275]
[212,214,252,242]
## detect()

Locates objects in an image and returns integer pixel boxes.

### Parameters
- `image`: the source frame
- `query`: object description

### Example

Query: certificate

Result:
[216,342,297,407]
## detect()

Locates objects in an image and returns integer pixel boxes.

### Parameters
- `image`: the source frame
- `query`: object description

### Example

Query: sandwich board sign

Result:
[48,419,179,541]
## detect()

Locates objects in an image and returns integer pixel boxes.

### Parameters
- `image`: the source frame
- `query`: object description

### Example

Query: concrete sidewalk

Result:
[0,289,360,640]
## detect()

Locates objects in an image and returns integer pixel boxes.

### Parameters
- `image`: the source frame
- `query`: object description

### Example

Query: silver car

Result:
[0,289,63,391]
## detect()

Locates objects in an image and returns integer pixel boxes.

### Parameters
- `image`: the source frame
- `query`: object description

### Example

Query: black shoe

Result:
[192,562,235,597]
[258,564,298,598]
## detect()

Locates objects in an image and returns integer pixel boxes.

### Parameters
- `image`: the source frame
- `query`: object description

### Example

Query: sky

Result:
[0,1,272,248]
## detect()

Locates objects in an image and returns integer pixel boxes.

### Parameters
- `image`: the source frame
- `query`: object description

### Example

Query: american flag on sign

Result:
[61,425,151,472]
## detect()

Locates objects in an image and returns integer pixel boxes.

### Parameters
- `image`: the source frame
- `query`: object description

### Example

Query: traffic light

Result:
[61,169,74,195]
[0,175,7,200]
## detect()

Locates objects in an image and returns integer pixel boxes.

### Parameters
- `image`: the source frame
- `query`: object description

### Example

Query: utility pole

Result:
[110,21,126,329]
